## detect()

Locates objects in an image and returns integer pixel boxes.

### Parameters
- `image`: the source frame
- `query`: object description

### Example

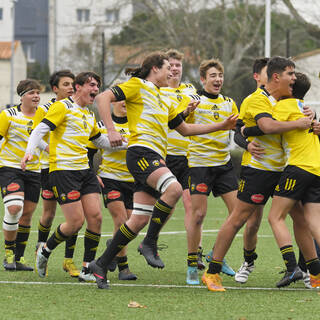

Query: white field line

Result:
[0,280,313,291]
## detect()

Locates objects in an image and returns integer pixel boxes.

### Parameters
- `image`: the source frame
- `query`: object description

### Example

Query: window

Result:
[0,8,3,20]
[23,43,35,63]
[76,9,90,22]
[106,9,119,22]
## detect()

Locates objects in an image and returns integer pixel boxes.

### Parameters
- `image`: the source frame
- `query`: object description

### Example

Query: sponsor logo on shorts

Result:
[191,184,195,192]
[60,193,67,202]
[67,190,81,200]
[251,194,264,203]
[107,190,121,200]
[1,187,6,195]
[7,183,20,192]
[42,190,54,199]
[196,183,208,193]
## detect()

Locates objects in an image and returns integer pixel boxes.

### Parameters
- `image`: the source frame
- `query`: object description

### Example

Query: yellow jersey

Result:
[0,105,40,172]
[32,98,56,169]
[111,77,181,159]
[42,97,101,172]
[188,92,238,167]
[273,98,320,176]
[240,87,284,171]
[97,117,134,182]
[161,83,198,157]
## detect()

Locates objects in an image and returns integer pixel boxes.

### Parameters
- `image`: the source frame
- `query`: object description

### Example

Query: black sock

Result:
[298,249,307,272]
[144,199,172,243]
[4,240,16,253]
[97,224,136,269]
[187,252,198,267]
[38,222,51,243]
[244,248,257,265]
[306,258,320,276]
[65,232,78,259]
[44,225,70,258]
[117,256,129,272]
[15,224,31,261]
[208,260,222,274]
[280,245,297,272]
[83,229,100,264]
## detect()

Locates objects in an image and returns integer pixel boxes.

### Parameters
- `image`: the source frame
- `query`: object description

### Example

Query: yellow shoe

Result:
[63,258,80,277]
[3,249,16,271]
[201,271,226,292]
[310,273,320,288]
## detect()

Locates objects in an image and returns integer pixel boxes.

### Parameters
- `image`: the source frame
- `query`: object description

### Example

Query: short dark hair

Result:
[267,56,295,80]
[199,58,224,78]
[292,72,310,100]
[16,79,41,96]
[166,49,184,61]
[74,72,101,91]
[125,51,169,79]
[253,57,269,74]
[49,70,75,89]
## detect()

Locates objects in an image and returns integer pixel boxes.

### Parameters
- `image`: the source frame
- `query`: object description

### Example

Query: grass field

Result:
[0,196,319,320]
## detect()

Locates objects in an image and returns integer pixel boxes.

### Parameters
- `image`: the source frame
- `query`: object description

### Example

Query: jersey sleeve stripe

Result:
[42,118,56,131]
[111,86,126,101]
[89,132,101,141]
[254,112,272,121]
[168,114,183,129]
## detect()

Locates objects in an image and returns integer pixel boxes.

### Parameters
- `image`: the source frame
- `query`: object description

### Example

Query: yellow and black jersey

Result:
[41,97,101,172]
[0,105,40,172]
[33,98,56,169]
[97,117,134,182]
[161,83,199,156]
[188,91,238,167]
[240,87,284,171]
[273,98,320,176]
[111,77,182,159]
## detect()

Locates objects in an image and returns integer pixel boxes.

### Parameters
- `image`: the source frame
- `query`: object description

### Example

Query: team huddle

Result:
[1,49,320,292]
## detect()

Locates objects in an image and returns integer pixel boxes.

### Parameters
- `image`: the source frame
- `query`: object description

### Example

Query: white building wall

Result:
[0,0,14,41]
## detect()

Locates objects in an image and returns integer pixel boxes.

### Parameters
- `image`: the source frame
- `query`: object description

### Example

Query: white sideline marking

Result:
[0,280,313,291]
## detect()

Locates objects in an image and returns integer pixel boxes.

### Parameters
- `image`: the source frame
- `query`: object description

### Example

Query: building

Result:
[0,40,27,108]
[0,1,14,42]
[293,49,320,108]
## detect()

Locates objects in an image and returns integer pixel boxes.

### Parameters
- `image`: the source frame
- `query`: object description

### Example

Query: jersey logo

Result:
[284,179,296,191]
[27,120,33,135]
[82,115,88,129]
[251,194,264,203]
[119,128,126,135]
[211,105,219,111]
[195,183,208,193]
[213,112,220,120]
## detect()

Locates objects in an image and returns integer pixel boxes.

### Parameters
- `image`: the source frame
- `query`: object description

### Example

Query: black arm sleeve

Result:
[110,86,126,101]
[87,147,98,170]
[179,111,187,121]
[41,118,56,131]
[254,112,272,121]
[234,129,249,150]
[168,114,184,129]
[243,126,265,137]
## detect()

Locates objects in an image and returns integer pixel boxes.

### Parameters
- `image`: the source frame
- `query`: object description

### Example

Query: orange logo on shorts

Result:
[42,190,54,199]
[67,190,80,200]
[7,183,20,192]
[251,194,264,203]
[107,190,121,200]
[196,183,208,193]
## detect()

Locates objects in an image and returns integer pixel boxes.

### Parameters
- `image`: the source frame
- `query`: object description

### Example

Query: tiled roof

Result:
[0,41,20,60]
[293,48,320,61]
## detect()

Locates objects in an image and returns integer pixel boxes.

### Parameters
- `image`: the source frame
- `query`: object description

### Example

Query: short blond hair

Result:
[199,58,224,79]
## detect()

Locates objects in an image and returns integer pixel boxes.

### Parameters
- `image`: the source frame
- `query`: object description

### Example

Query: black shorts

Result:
[126,146,166,199]
[40,168,55,201]
[237,166,281,205]
[100,177,134,209]
[189,161,238,197]
[0,166,40,203]
[166,155,189,190]
[49,169,100,205]
[274,165,320,204]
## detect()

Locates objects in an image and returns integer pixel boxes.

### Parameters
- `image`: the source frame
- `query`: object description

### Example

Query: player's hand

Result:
[108,129,123,147]
[303,105,315,120]
[45,145,49,153]
[96,175,104,188]
[21,153,33,171]
[312,121,320,135]
[184,100,200,117]
[220,114,239,130]
[240,125,246,137]
[296,117,312,130]
[247,141,264,159]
